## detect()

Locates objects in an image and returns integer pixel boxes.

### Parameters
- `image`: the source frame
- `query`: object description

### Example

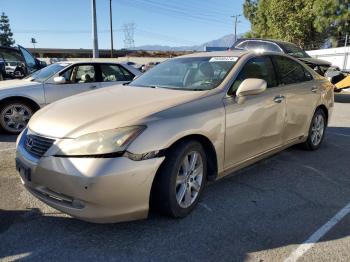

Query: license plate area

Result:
[16,158,31,182]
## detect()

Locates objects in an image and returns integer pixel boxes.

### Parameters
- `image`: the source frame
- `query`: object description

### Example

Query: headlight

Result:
[55,126,146,157]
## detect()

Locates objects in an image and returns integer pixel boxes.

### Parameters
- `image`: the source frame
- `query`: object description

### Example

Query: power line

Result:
[123,23,135,49]
[118,0,232,29]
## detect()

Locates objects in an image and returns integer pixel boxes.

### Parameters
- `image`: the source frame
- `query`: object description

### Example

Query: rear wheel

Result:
[0,100,34,134]
[153,140,207,218]
[301,109,326,150]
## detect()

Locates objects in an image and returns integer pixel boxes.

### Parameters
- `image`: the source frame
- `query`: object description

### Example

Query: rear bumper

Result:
[16,132,165,223]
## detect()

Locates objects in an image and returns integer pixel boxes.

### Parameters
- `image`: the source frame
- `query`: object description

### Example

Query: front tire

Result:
[0,100,34,134]
[301,108,326,150]
[153,140,207,218]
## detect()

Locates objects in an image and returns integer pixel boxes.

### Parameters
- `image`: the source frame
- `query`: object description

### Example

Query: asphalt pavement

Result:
[1,93,350,262]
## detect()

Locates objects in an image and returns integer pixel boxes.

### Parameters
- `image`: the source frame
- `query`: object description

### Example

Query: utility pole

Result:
[343,33,349,70]
[109,0,114,58]
[92,0,99,58]
[231,14,242,43]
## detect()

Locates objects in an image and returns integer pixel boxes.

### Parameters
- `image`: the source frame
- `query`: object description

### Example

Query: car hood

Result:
[29,85,207,138]
[298,57,331,66]
[0,79,40,90]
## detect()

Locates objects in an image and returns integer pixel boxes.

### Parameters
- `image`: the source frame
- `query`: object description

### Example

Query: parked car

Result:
[0,61,141,134]
[125,61,142,71]
[0,60,4,81]
[231,39,338,77]
[141,62,160,72]
[16,50,333,223]
[0,45,47,80]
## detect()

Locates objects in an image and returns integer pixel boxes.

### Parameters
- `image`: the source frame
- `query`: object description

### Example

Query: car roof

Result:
[234,38,296,47]
[0,46,19,51]
[54,60,125,65]
[178,50,249,58]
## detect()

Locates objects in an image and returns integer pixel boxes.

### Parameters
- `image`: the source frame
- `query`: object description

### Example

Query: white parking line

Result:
[0,147,16,152]
[284,202,350,262]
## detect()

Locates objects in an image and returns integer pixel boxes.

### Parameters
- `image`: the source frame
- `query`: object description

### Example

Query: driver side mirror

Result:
[53,76,66,84]
[236,78,267,104]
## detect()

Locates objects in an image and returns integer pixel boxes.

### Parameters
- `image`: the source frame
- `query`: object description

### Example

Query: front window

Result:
[129,57,238,91]
[25,63,69,82]
[280,43,310,58]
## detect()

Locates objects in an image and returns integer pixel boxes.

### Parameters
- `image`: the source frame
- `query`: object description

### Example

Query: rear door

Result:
[224,56,287,168]
[271,55,319,143]
[98,64,135,88]
[18,45,40,74]
[44,63,100,103]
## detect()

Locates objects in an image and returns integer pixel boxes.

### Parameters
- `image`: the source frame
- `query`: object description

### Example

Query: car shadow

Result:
[1,127,350,261]
[335,92,350,103]
[0,134,17,143]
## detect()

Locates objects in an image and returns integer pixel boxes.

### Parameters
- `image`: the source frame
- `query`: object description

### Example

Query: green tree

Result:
[313,0,350,47]
[0,12,15,47]
[243,0,326,49]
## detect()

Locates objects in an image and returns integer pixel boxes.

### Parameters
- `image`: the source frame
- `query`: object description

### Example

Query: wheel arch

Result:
[0,96,41,112]
[149,133,219,212]
[316,104,329,125]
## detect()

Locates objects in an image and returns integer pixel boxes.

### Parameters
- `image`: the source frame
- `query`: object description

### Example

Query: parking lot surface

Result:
[1,93,350,262]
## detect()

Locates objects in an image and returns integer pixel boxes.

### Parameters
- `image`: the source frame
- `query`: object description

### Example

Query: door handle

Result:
[89,85,98,89]
[273,95,285,103]
[311,86,318,93]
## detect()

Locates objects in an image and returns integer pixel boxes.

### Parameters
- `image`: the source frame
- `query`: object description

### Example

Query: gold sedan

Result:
[15,50,334,223]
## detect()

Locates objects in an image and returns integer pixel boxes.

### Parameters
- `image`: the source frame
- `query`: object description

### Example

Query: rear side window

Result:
[119,65,134,81]
[100,64,134,82]
[272,56,312,85]
[230,56,278,95]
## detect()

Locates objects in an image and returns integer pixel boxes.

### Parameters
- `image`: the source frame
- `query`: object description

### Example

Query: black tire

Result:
[152,140,207,218]
[301,108,327,151]
[0,100,35,135]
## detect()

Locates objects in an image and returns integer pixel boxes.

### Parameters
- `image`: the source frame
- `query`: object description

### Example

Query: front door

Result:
[44,64,100,103]
[224,56,286,169]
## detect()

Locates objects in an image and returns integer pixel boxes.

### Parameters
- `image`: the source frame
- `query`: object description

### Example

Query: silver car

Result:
[16,50,333,223]
[0,61,141,134]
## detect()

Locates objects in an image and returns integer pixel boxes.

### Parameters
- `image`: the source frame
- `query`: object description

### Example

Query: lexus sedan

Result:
[16,50,333,223]
[0,61,141,134]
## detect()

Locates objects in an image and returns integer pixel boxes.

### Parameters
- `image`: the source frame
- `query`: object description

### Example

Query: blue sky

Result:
[1,0,251,49]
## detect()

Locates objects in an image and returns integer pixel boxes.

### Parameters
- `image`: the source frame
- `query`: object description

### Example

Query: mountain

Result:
[135,34,240,51]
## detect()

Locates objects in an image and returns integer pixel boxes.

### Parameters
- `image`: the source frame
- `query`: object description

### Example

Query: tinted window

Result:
[101,64,126,82]
[0,49,24,65]
[119,66,134,81]
[230,56,277,95]
[280,43,310,58]
[20,48,37,72]
[272,56,311,85]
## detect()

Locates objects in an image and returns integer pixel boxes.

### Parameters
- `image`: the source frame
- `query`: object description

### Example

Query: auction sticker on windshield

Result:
[209,57,238,62]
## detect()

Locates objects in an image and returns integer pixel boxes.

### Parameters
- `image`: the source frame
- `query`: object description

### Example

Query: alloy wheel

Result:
[1,104,32,133]
[175,151,204,208]
[310,114,325,146]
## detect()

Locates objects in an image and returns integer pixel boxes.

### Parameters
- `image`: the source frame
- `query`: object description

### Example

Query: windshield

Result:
[129,57,237,91]
[25,63,69,82]
[280,43,310,58]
